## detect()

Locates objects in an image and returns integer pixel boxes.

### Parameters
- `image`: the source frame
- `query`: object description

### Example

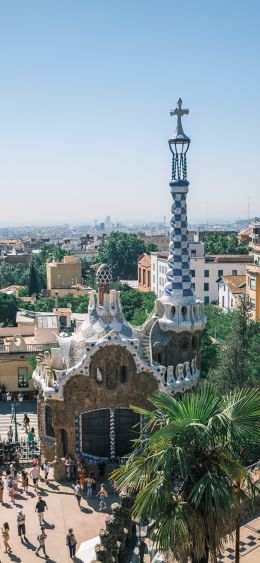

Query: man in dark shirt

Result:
[35,495,48,525]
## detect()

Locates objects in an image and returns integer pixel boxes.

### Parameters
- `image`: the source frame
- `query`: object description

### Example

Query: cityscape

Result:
[0,2,259,563]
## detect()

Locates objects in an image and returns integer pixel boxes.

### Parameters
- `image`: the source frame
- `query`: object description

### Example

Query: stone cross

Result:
[170,98,189,137]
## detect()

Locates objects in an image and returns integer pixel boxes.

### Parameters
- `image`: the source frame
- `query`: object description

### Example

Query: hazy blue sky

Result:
[0,0,259,226]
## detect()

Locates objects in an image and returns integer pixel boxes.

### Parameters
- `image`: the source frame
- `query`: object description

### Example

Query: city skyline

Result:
[0,0,259,225]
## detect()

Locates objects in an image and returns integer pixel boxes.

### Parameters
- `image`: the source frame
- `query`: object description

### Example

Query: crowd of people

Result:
[0,454,113,560]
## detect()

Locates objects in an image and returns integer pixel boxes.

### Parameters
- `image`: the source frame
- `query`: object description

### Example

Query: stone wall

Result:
[38,345,158,478]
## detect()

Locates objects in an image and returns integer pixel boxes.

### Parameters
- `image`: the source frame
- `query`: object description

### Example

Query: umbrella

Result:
[75,536,100,563]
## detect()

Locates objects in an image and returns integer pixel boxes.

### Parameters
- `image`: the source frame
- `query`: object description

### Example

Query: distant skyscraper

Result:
[105,216,111,232]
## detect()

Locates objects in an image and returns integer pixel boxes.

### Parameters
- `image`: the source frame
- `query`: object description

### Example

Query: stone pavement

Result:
[0,466,116,563]
[217,515,260,562]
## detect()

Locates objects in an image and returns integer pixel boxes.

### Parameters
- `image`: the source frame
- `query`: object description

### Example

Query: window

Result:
[153,263,155,271]
[18,367,29,388]
[191,270,195,277]
[232,270,237,276]
[45,406,55,438]
[250,298,256,309]
[143,269,146,286]
[204,270,209,278]
[204,283,209,291]
[153,275,155,283]
[191,249,196,257]
[231,298,234,307]
[218,269,223,277]
[204,296,209,304]
[120,366,127,384]
[222,296,225,307]
[250,276,256,290]
[192,283,195,291]
[138,268,141,283]
[148,270,151,288]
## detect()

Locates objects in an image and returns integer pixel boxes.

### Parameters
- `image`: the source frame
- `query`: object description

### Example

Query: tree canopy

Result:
[0,294,20,326]
[112,386,260,562]
[203,232,250,255]
[97,232,157,279]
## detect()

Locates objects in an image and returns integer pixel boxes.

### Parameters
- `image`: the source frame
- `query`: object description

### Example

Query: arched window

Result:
[120,365,127,383]
[106,360,117,390]
[192,335,197,350]
[45,406,55,438]
[181,338,189,350]
[96,367,103,384]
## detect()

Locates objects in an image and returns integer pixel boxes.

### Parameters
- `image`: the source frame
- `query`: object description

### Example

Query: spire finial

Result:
[170,98,189,140]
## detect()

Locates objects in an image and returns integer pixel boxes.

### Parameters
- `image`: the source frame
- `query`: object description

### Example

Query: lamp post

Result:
[135,518,149,563]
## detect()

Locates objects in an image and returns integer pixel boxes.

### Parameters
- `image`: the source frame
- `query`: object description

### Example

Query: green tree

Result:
[112,386,260,563]
[211,297,259,392]
[28,261,40,296]
[97,232,157,279]
[0,294,19,326]
[203,233,249,255]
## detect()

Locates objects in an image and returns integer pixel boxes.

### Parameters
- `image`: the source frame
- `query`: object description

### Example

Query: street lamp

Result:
[135,517,149,563]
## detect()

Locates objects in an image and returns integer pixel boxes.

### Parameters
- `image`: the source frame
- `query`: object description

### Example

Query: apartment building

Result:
[218,275,246,310]
[147,242,253,303]
[246,218,260,320]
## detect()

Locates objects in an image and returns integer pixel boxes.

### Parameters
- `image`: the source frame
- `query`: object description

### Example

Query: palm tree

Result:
[112,386,260,563]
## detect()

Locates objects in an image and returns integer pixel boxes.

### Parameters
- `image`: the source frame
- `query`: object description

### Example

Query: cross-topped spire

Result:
[170,98,189,140]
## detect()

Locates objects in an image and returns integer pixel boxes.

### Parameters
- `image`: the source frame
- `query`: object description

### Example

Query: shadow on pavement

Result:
[6,553,21,562]
[80,505,93,514]
[24,537,37,551]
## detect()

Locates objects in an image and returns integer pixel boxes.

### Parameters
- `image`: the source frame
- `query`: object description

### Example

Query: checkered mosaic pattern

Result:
[217,524,260,561]
[164,192,194,298]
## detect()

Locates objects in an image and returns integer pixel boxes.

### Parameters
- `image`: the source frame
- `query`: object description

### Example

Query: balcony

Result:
[0,343,55,355]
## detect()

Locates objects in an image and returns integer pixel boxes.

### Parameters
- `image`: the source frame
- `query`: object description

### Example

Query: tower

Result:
[148,98,206,387]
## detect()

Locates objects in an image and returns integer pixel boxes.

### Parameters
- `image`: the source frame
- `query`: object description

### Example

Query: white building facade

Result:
[151,243,253,304]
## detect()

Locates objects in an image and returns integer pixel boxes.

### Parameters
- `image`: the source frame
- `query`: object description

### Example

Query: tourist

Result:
[21,470,29,493]
[66,528,77,559]
[36,526,49,558]
[13,469,19,494]
[42,459,50,482]
[17,510,27,543]
[23,413,30,432]
[73,480,83,509]
[7,425,13,442]
[28,427,35,448]
[97,483,108,511]
[85,475,94,500]
[2,522,11,553]
[65,455,75,481]
[35,495,48,525]
[30,464,40,490]
[6,474,15,505]
[0,474,4,504]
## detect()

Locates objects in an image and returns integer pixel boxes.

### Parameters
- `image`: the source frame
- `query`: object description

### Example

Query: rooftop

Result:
[220,275,246,294]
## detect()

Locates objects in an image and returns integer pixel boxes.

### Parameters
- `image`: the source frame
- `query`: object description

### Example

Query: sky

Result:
[0,0,260,226]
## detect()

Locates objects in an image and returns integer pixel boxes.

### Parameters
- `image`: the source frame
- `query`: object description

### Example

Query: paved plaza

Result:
[0,401,38,443]
[0,465,116,562]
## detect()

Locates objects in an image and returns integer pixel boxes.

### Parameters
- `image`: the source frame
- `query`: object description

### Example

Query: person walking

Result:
[0,475,4,504]
[23,413,30,432]
[73,481,83,509]
[97,483,108,511]
[2,522,11,553]
[30,464,40,490]
[17,510,27,543]
[42,460,50,482]
[6,475,15,505]
[7,425,13,442]
[66,528,77,559]
[21,470,29,494]
[85,476,94,500]
[35,495,48,525]
[36,526,49,558]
